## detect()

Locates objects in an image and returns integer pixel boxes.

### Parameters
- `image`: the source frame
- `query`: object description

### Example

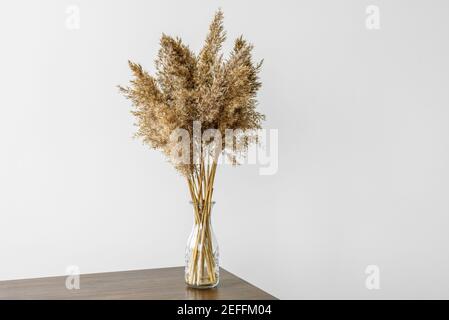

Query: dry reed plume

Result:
[119,10,264,288]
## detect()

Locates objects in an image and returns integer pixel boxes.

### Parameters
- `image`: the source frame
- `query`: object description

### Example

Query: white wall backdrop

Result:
[1,0,449,299]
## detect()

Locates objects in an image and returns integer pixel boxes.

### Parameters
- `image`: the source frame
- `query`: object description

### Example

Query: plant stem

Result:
[186,155,218,287]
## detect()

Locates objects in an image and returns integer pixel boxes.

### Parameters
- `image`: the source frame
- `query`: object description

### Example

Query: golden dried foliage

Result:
[119,11,264,286]
[119,10,264,177]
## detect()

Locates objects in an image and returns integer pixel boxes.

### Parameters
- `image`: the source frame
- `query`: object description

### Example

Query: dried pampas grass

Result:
[119,9,264,287]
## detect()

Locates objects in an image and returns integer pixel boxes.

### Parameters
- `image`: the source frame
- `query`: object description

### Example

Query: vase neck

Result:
[190,201,215,225]
[190,201,215,208]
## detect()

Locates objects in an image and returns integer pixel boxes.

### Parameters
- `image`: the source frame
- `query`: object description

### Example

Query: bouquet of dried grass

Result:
[119,10,264,288]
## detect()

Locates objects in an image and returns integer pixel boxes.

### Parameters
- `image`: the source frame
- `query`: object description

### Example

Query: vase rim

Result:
[189,201,216,205]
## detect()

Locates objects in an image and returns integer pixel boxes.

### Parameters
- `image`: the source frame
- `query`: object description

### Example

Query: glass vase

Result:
[185,201,219,288]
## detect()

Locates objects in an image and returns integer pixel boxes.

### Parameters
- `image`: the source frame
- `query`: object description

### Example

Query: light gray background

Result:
[1,0,448,299]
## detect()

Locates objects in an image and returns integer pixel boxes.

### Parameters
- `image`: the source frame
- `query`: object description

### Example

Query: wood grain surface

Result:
[0,267,276,300]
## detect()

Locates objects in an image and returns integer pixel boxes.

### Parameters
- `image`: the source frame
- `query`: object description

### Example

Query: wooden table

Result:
[0,267,276,300]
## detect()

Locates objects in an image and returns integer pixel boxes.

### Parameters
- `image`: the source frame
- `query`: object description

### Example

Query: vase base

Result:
[185,280,219,289]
